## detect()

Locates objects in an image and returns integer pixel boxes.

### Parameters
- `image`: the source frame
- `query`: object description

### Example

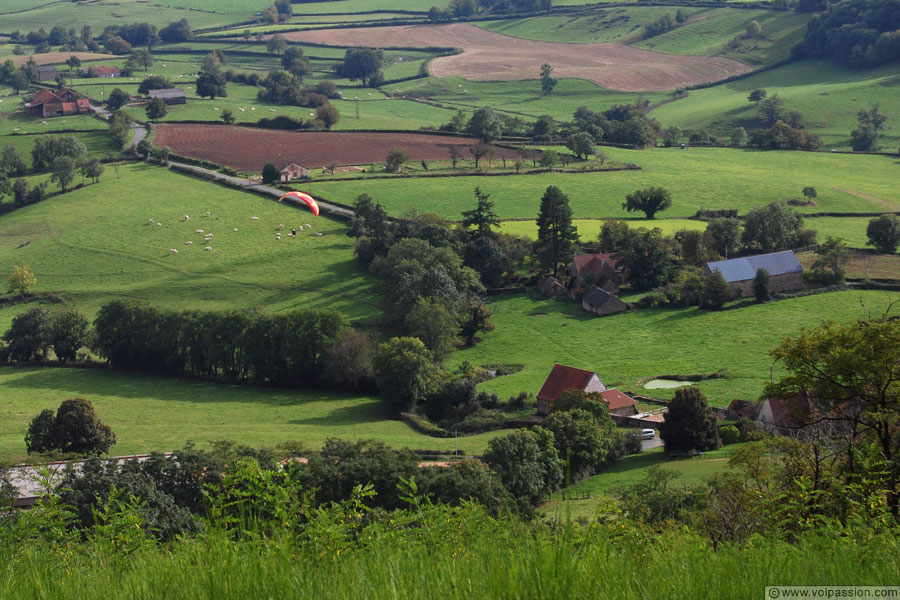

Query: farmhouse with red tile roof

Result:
[537,364,606,415]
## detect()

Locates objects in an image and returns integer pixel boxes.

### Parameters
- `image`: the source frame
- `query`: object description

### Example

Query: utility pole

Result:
[355,95,359,119]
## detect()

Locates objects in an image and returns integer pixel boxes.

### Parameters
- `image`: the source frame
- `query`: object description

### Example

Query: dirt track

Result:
[280,23,749,92]
[153,124,519,170]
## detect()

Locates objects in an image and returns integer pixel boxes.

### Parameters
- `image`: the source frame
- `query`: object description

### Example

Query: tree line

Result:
[795,0,900,69]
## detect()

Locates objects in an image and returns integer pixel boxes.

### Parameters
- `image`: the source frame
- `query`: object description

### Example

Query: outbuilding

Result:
[148,87,187,105]
[279,162,309,182]
[705,250,804,298]
[581,286,628,316]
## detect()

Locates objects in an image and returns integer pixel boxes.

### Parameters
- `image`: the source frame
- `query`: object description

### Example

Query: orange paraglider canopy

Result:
[278,191,320,216]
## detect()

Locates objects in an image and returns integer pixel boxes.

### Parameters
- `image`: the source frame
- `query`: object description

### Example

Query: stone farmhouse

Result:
[24,87,91,118]
[705,250,804,298]
[279,161,310,182]
[571,253,628,295]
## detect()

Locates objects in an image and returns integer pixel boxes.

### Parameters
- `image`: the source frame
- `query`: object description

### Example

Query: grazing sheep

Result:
[234,228,238,232]
[278,224,285,230]
[170,249,178,254]
[196,229,204,234]
[148,218,154,224]
[184,215,189,221]
[315,232,323,237]
[206,211,211,217]
[251,217,259,221]
[185,241,193,245]
[305,224,311,228]
[205,246,212,251]
[157,222,162,226]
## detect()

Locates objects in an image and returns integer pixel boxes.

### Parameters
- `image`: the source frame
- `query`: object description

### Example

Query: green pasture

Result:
[331,97,455,130]
[153,0,270,12]
[634,8,807,66]
[308,147,900,220]
[803,216,886,249]
[0,130,116,160]
[201,13,422,37]
[651,60,900,149]
[499,218,706,240]
[0,1,252,31]
[448,289,900,406]
[0,162,380,327]
[289,0,429,14]
[2,109,109,136]
[541,446,737,519]
[0,0,48,13]
[393,76,666,122]
[0,366,500,460]
[477,8,670,44]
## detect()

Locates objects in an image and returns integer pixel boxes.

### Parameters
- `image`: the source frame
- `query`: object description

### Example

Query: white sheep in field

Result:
[148,218,154,224]
[251,217,259,221]
[195,229,204,234]
[316,232,323,237]
[185,241,193,245]
[278,224,285,230]
[233,228,238,232]
[184,215,189,221]
[305,224,311,228]
[205,246,212,251]
[206,211,211,217]
[170,249,178,254]
[157,222,162,226]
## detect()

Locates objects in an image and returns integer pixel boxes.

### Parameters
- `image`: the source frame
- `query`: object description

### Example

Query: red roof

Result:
[537,364,598,402]
[76,98,91,109]
[573,253,620,277]
[599,389,636,412]
[28,89,62,107]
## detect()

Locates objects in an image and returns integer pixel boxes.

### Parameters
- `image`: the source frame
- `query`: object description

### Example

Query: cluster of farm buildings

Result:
[541,250,804,317]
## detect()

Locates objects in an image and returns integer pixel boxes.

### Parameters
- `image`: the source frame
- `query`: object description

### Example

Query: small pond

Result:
[643,379,694,390]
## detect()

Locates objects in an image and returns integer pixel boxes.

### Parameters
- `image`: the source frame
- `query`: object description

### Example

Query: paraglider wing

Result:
[278,191,320,216]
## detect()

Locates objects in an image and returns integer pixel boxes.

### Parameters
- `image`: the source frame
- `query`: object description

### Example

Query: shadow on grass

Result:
[0,366,376,407]
[288,400,389,426]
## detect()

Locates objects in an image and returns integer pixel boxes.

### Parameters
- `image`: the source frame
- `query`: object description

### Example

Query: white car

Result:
[640,429,656,440]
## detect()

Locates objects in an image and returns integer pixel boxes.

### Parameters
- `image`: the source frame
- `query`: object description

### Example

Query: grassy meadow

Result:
[0,366,500,460]
[541,445,738,519]
[651,60,900,149]
[307,147,900,220]
[448,289,900,407]
[393,76,667,122]
[0,162,380,328]
[478,8,806,67]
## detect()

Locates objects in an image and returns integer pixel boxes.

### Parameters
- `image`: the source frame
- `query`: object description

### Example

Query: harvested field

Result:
[153,124,519,170]
[280,23,750,92]
[12,52,118,67]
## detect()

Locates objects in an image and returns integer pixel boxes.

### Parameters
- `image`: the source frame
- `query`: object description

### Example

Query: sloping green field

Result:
[450,289,900,407]
[0,366,501,460]
[0,162,380,328]
[652,60,900,149]
[308,147,900,220]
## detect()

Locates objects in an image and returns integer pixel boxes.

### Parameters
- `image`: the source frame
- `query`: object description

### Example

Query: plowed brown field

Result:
[12,52,118,67]
[153,124,519,170]
[280,23,749,92]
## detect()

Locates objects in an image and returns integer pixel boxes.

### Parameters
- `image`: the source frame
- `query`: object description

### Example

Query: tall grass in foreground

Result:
[1,510,896,600]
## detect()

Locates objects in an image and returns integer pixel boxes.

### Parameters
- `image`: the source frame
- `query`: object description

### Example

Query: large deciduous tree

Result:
[482,427,563,503]
[336,47,384,87]
[373,337,441,414]
[768,316,900,517]
[622,187,672,219]
[867,214,900,254]
[741,201,809,252]
[659,386,721,454]
[25,398,117,455]
[535,185,578,277]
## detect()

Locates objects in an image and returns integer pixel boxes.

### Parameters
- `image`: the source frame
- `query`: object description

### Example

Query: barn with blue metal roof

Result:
[704,250,804,297]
